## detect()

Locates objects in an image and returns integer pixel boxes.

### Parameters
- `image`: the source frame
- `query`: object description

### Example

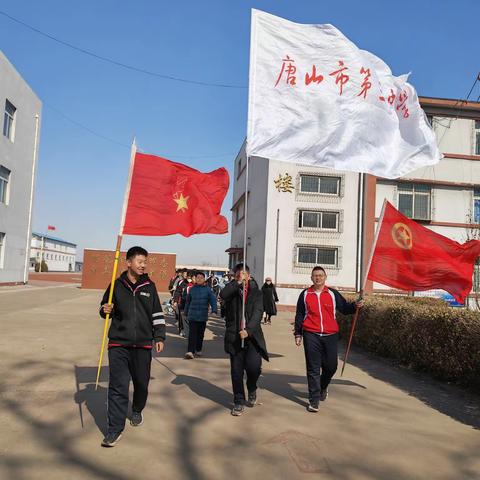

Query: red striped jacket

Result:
[294,286,356,336]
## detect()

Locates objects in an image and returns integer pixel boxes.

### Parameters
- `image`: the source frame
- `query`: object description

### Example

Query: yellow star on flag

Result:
[174,193,189,212]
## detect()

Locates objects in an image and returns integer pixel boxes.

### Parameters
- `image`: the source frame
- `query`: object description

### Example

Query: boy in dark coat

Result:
[184,271,217,358]
[99,246,165,447]
[220,263,268,416]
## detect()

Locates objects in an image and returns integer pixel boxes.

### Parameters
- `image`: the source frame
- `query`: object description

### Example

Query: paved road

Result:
[0,285,479,480]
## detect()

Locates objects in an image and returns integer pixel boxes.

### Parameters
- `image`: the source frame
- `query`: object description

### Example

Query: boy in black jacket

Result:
[220,263,269,416]
[99,246,165,447]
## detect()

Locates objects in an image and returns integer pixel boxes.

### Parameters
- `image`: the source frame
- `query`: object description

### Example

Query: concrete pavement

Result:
[0,285,479,480]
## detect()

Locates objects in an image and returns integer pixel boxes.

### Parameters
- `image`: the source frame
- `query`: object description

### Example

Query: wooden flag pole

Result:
[95,139,137,390]
[341,199,387,377]
[340,289,363,377]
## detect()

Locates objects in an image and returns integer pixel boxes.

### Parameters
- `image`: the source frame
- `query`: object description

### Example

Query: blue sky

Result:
[0,0,478,265]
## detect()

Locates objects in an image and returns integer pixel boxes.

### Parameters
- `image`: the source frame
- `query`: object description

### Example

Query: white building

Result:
[0,51,42,285]
[30,233,77,272]
[227,97,480,305]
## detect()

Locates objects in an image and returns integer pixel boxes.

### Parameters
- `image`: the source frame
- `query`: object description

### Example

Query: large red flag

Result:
[122,153,229,237]
[367,201,480,303]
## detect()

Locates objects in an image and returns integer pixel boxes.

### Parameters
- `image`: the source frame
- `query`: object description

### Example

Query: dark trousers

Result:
[187,321,207,353]
[107,346,152,434]
[303,332,338,404]
[230,340,262,404]
[177,306,184,333]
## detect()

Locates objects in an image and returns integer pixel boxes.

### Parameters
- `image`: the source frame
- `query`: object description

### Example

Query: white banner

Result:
[247,10,442,179]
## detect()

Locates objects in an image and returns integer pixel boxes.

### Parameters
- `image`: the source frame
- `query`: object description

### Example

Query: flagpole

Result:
[39,235,44,273]
[341,199,387,376]
[24,114,40,284]
[95,139,137,390]
[241,154,250,348]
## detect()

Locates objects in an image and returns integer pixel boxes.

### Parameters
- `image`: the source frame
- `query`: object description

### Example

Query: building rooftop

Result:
[32,232,77,248]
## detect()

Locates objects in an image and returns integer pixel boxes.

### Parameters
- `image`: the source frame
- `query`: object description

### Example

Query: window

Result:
[297,245,338,267]
[3,100,16,141]
[0,166,10,204]
[476,120,480,155]
[237,156,246,178]
[298,210,339,231]
[300,175,340,195]
[234,196,245,223]
[474,188,480,224]
[0,232,5,268]
[398,183,431,220]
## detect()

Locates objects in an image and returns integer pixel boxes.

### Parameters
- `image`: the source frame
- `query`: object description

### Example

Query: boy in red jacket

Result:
[294,266,363,412]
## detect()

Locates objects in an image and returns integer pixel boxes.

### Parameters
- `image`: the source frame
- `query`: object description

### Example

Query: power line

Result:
[45,103,131,149]
[45,103,235,159]
[464,73,479,102]
[0,10,247,90]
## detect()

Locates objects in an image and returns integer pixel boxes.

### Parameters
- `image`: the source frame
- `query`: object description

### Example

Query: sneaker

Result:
[130,411,143,427]
[231,403,244,416]
[184,352,194,359]
[307,403,319,413]
[320,388,329,401]
[246,391,257,407]
[195,351,203,357]
[101,431,123,447]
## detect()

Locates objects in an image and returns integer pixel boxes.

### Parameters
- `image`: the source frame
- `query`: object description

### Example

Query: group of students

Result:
[168,268,280,358]
[99,246,363,447]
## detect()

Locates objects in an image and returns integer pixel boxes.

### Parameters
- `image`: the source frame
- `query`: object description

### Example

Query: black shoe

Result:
[246,391,257,407]
[101,431,123,447]
[307,403,319,413]
[231,403,244,416]
[320,388,329,401]
[130,411,143,427]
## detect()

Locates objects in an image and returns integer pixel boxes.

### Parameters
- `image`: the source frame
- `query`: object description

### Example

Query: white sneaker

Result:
[184,352,194,359]
[195,351,203,357]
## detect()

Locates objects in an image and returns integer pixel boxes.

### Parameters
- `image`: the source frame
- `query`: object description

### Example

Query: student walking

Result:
[99,246,165,447]
[184,271,217,359]
[220,263,269,416]
[294,266,363,413]
[261,277,279,324]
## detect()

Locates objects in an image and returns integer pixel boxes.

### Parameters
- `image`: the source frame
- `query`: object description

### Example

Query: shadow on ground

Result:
[340,346,480,430]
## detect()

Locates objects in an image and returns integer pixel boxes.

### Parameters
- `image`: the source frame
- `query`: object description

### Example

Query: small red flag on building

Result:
[367,201,480,303]
[47,225,56,231]
[122,153,229,237]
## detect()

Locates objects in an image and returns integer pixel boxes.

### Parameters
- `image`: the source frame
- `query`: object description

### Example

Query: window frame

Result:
[298,209,340,231]
[0,165,11,205]
[398,183,432,221]
[473,187,480,224]
[0,232,5,269]
[3,99,16,142]
[475,120,480,155]
[296,245,338,268]
[299,174,341,196]
[234,196,245,224]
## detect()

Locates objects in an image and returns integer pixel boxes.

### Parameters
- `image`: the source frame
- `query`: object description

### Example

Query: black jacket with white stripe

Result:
[100,271,166,346]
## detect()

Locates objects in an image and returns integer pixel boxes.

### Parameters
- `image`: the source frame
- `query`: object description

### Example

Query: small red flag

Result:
[367,201,480,303]
[122,153,229,237]
[47,225,56,231]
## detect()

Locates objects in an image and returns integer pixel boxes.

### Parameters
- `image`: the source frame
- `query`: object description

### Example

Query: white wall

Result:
[433,117,475,155]
[264,160,360,305]
[229,142,269,283]
[0,51,42,284]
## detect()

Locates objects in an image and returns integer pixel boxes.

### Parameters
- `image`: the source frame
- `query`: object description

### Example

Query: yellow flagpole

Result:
[95,139,137,390]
